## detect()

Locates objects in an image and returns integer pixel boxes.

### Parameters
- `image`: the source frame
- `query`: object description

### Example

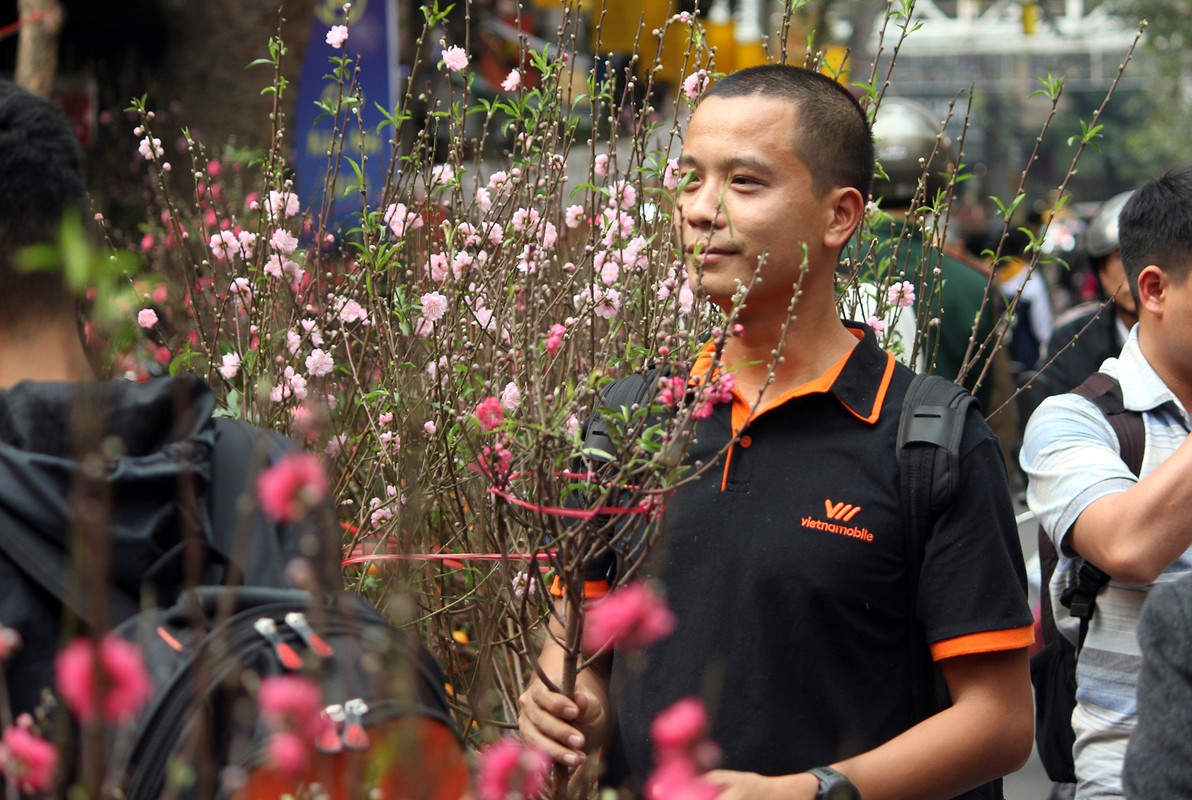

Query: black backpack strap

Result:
[1053,372,1144,649]
[897,373,978,721]
[582,370,658,463]
[204,418,293,588]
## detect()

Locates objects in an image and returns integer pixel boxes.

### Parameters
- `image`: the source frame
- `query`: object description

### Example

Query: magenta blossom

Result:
[0,725,58,793]
[55,635,152,724]
[476,737,550,800]
[474,396,505,430]
[583,581,677,655]
[256,451,330,523]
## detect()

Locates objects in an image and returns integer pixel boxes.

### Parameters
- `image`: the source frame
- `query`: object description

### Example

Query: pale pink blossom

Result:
[137,136,163,160]
[325,24,349,49]
[414,316,435,338]
[379,431,401,454]
[431,163,455,186]
[474,187,493,212]
[229,277,253,308]
[379,412,395,426]
[257,452,329,523]
[218,352,241,380]
[269,366,309,403]
[474,396,505,430]
[565,414,581,438]
[423,421,437,435]
[594,153,609,176]
[595,287,622,319]
[325,433,347,458]
[0,725,58,793]
[539,220,558,249]
[236,230,257,258]
[268,190,301,219]
[487,170,509,191]
[425,252,450,283]
[610,180,638,209]
[451,251,474,280]
[337,298,368,324]
[441,45,469,72]
[583,581,676,654]
[512,207,539,233]
[600,258,621,287]
[270,229,299,256]
[208,230,241,261]
[137,308,158,329]
[682,69,709,100]
[501,69,521,92]
[887,281,916,308]
[382,202,423,237]
[421,291,448,322]
[55,635,152,724]
[501,381,521,412]
[565,204,585,229]
[477,737,550,800]
[663,158,681,191]
[305,348,334,377]
[866,316,887,334]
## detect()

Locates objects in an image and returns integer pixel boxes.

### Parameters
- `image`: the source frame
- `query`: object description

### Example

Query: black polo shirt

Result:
[597,323,1033,788]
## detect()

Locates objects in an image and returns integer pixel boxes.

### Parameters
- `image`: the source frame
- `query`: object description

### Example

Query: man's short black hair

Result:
[703,64,874,201]
[1119,164,1192,305]
[0,80,88,326]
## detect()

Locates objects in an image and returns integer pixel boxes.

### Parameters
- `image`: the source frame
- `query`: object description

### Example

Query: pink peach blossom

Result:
[474,396,505,430]
[583,581,676,654]
[257,452,330,523]
[55,635,152,724]
[0,725,58,793]
[476,737,550,800]
[441,45,469,72]
[137,308,158,329]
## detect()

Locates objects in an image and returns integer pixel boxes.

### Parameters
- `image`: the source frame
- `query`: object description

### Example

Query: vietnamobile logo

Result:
[801,498,875,542]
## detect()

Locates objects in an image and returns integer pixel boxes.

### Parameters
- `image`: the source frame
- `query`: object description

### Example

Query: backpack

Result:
[1029,372,1144,784]
[0,417,468,799]
[587,370,1001,798]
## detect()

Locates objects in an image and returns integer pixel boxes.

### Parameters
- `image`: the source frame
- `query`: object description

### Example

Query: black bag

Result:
[108,586,467,800]
[1029,372,1144,784]
[0,414,467,799]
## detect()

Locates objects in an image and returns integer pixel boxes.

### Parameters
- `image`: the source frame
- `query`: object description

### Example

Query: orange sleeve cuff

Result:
[549,576,611,600]
[930,625,1035,661]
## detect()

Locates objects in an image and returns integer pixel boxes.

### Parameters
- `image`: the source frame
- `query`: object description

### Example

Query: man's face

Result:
[675,95,840,315]
[1098,251,1137,319]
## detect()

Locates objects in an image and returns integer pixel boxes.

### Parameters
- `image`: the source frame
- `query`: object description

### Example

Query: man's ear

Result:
[823,186,866,251]
[1137,265,1166,316]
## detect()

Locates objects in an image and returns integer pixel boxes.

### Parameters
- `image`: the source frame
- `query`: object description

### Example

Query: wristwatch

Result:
[809,766,861,800]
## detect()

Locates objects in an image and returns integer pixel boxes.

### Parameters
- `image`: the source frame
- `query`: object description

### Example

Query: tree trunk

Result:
[14,0,64,96]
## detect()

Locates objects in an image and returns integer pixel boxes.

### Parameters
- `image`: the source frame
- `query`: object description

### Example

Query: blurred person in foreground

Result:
[519,64,1033,800]
[1022,165,1192,799]
[0,79,335,734]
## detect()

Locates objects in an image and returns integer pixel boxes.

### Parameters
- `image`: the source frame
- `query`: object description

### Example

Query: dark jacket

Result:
[1021,301,1127,422]
[0,377,314,718]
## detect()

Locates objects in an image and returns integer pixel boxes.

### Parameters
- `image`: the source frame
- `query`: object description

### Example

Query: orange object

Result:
[234,718,471,800]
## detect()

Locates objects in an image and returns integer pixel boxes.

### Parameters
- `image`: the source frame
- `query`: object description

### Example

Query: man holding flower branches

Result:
[520,65,1034,799]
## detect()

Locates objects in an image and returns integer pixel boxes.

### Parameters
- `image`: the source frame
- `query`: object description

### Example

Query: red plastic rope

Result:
[0,9,51,42]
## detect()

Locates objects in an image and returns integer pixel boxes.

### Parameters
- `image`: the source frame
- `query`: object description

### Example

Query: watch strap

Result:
[809,766,860,800]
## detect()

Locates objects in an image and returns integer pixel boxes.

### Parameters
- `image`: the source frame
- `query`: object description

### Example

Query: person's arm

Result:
[517,598,613,767]
[1123,579,1192,797]
[1068,434,1192,584]
[708,647,1033,800]
[1022,390,1192,586]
